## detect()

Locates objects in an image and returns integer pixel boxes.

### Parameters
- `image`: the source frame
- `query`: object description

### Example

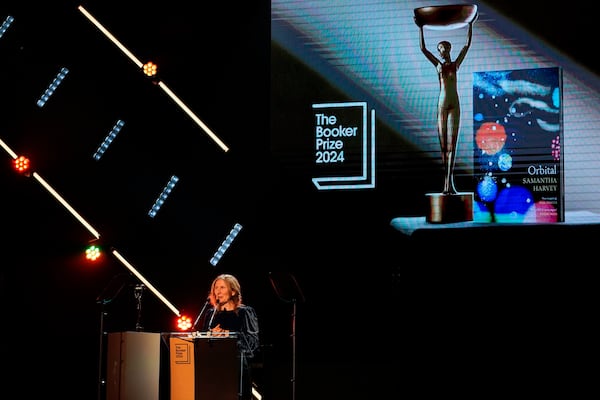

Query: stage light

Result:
[176,314,192,331]
[143,61,158,77]
[0,15,14,40]
[148,175,179,218]
[37,67,69,108]
[85,244,102,261]
[93,119,124,160]
[210,223,243,266]
[12,155,31,174]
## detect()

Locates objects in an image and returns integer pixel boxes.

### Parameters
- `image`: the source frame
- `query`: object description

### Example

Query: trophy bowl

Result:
[414,4,478,30]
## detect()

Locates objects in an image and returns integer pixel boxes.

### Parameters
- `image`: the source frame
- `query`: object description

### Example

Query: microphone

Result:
[207,300,219,331]
[192,297,211,331]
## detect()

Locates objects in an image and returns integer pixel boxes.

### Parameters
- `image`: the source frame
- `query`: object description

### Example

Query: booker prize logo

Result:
[311,101,375,190]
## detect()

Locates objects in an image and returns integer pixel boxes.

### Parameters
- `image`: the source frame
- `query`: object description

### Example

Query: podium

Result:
[167,332,242,400]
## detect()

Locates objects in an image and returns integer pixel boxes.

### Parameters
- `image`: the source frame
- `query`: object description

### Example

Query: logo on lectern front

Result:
[174,343,191,364]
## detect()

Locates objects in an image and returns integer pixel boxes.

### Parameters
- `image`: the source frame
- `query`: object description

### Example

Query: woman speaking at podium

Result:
[201,273,260,400]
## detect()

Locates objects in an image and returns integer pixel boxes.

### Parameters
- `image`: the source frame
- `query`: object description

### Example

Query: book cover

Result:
[472,66,564,223]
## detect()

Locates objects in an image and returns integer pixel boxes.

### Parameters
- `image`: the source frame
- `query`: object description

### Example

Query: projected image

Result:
[472,67,563,223]
[272,0,600,221]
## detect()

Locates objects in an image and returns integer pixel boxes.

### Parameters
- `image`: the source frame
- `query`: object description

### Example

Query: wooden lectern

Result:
[168,333,241,400]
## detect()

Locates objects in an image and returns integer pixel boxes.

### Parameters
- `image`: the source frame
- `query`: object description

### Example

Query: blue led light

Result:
[210,223,243,266]
[37,67,69,107]
[93,120,125,160]
[0,16,15,39]
[148,175,179,218]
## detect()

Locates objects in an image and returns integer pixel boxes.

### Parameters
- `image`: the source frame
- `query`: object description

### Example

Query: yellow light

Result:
[143,61,158,77]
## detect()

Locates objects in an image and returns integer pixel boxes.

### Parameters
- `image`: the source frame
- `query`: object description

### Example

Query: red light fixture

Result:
[13,155,30,174]
[176,314,192,331]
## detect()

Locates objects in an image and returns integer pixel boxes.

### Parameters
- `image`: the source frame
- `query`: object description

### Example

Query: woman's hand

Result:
[210,323,230,337]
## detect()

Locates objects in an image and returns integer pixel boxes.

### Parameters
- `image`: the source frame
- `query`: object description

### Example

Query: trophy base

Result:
[426,192,474,224]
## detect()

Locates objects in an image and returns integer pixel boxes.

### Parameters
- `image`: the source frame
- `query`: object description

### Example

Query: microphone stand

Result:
[192,298,211,331]
[206,305,218,331]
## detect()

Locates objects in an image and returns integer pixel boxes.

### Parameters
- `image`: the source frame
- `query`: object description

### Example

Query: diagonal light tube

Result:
[32,172,101,239]
[77,5,229,152]
[112,249,181,316]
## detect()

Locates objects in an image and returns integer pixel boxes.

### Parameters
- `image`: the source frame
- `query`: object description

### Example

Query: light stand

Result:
[95,273,130,400]
[268,272,305,400]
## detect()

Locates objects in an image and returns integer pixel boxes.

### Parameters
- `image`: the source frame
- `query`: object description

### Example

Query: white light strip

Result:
[0,15,15,40]
[252,386,262,400]
[77,6,143,68]
[112,249,181,316]
[0,137,18,159]
[77,5,229,152]
[157,81,229,152]
[32,172,100,239]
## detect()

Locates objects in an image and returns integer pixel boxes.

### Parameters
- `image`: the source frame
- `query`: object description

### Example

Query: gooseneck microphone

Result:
[192,297,211,331]
[206,300,220,331]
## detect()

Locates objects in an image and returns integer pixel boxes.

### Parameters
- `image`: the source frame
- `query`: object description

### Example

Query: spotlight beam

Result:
[112,249,181,316]
[77,5,229,152]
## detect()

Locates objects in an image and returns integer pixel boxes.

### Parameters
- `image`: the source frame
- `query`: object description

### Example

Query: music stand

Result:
[268,272,305,400]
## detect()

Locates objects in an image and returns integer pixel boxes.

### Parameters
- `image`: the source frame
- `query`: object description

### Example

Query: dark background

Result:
[0,1,596,399]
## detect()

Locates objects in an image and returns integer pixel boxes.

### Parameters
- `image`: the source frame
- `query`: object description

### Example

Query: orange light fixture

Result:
[143,61,158,77]
[13,155,31,174]
[176,314,192,331]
